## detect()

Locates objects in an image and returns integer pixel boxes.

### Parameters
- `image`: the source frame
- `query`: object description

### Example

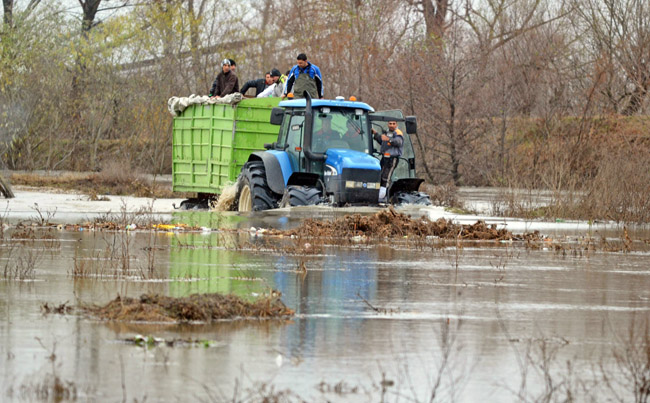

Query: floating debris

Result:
[273,206,541,241]
[123,334,216,348]
[82,292,294,322]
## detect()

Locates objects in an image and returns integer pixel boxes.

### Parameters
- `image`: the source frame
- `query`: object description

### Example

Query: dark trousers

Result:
[380,156,399,187]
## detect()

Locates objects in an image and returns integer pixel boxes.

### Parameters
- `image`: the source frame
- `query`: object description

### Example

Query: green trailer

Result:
[172,98,281,199]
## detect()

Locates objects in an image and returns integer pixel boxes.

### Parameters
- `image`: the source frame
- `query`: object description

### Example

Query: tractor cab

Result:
[267,96,382,205]
[270,98,374,168]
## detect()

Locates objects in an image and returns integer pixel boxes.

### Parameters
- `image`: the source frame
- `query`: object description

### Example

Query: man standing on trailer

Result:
[209,59,239,98]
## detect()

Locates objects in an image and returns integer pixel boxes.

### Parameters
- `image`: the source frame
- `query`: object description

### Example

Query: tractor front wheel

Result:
[280,185,322,208]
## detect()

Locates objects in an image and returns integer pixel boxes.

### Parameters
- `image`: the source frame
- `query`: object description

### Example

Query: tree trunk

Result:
[79,0,101,35]
[621,82,648,116]
[421,0,448,40]
[2,0,12,27]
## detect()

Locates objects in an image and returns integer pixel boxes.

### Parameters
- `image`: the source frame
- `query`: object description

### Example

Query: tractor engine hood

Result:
[325,149,381,174]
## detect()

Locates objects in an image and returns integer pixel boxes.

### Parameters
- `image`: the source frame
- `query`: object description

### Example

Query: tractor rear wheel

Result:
[391,191,431,206]
[236,162,278,212]
[280,185,322,207]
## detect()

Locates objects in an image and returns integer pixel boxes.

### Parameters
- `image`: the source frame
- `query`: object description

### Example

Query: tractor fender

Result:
[388,178,425,195]
[247,151,293,195]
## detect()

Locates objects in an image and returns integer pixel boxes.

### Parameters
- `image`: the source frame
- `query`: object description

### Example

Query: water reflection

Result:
[1,223,649,401]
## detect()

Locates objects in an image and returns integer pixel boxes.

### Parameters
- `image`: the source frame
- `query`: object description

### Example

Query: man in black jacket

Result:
[209,59,239,98]
[240,72,274,97]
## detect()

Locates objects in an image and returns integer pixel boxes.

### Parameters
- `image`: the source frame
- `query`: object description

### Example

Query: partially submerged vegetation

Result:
[82,293,294,322]
[274,206,540,242]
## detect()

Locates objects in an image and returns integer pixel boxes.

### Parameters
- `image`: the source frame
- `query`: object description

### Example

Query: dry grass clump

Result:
[278,206,537,241]
[84,293,294,322]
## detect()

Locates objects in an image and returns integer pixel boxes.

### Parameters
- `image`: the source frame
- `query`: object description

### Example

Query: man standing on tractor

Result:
[209,59,239,98]
[374,120,403,203]
[283,53,323,99]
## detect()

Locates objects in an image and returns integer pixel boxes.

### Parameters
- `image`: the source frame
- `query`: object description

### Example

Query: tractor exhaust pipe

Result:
[302,91,326,172]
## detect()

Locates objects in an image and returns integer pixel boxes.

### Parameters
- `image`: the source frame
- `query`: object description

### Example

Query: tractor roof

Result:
[279,98,374,112]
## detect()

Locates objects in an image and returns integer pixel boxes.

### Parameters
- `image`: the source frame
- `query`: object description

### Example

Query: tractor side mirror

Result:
[405,116,417,134]
[270,107,284,125]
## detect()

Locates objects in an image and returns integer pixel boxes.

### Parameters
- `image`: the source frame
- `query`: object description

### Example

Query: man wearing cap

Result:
[240,72,274,97]
[270,68,286,97]
[283,53,323,99]
[256,69,286,98]
[373,120,404,203]
[209,59,239,98]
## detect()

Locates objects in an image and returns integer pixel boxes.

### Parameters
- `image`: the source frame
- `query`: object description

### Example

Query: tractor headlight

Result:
[324,165,338,176]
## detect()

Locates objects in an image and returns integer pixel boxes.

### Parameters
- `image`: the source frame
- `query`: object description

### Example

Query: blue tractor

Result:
[235,93,431,212]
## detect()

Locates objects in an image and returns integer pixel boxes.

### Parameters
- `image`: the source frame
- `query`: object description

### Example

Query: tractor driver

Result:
[373,120,403,203]
[313,115,340,152]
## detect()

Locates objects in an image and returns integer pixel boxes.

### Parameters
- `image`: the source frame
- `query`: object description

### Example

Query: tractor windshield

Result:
[312,107,369,154]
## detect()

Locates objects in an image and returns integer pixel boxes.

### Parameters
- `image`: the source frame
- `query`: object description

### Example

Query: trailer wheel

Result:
[280,186,322,207]
[391,191,431,206]
[237,162,278,212]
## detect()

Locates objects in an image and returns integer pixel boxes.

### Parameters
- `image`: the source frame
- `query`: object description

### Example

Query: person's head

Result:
[296,53,308,69]
[387,120,398,132]
[270,68,282,83]
[228,59,236,72]
[321,116,332,130]
[265,72,273,85]
[221,58,231,73]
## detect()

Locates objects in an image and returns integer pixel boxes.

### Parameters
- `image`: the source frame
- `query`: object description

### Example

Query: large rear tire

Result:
[236,161,279,212]
[279,185,322,207]
[391,191,431,206]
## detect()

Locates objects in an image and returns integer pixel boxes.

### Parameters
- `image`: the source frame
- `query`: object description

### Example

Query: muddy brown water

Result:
[1,209,649,402]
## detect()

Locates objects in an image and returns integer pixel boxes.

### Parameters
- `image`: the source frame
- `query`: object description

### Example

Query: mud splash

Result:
[82,293,294,322]
[276,206,541,241]
[212,183,238,211]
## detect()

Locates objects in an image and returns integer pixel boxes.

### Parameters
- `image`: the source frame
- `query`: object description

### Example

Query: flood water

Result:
[1,208,649,402]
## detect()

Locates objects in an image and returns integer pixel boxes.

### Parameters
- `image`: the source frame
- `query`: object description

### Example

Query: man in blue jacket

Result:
[283,53,323,99]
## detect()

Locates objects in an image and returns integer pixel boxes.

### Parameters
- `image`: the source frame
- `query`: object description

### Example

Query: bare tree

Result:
[572,0,650,115]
